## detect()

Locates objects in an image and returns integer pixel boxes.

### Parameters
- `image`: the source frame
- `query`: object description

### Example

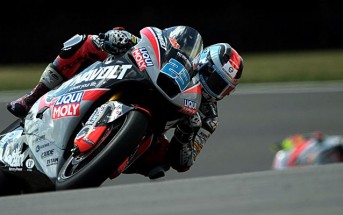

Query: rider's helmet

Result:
[193,43,244,100]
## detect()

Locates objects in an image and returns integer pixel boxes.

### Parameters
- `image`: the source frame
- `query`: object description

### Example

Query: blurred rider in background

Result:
[272,131,343,169]
[7,26,244,179]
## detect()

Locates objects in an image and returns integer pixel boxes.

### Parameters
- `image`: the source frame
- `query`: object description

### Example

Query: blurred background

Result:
[0,0,343,184]
[0,0,342,64]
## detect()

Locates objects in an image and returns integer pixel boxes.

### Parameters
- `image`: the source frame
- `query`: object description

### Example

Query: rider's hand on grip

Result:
[99,29,134,55]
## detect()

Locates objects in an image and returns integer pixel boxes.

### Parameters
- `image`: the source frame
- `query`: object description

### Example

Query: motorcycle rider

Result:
[7,26,244,179]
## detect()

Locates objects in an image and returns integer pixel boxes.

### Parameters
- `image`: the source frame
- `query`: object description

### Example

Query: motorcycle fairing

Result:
[138,27,202,114]
[0,129,26,167]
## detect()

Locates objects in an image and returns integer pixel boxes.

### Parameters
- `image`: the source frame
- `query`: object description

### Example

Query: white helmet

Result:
[193,43,243,100]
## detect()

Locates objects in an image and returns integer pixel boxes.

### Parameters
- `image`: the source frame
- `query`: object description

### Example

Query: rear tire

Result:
[55,110,149,190]
[0,170,23,196]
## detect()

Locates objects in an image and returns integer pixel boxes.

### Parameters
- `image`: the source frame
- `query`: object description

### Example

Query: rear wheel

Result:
[0,170,23,196]
[55,110,149,190]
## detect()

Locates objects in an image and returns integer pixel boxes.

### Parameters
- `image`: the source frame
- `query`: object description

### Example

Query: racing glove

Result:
[99,28,137,55]
[168,114,202,172]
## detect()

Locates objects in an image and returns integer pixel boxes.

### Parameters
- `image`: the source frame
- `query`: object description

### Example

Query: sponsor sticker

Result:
[132,47,154,71]
[52,91,83,119]
[25,158,35,169]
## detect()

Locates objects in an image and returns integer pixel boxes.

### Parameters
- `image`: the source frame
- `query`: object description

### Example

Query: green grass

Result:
[0,64,46,91]
[0,49,343,91]
[242,49,343,83]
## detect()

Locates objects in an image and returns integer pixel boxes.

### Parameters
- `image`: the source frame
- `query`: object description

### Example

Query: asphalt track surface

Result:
[0,81,342,215]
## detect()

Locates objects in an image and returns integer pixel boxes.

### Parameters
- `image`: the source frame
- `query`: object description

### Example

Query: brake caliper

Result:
[73,102,113,154]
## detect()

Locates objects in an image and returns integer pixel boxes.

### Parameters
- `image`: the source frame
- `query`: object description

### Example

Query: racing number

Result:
[161,59,190,91]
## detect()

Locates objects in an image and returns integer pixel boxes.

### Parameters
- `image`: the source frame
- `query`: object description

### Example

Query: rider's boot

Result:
[147,165,170,180]
[7,63,64,118]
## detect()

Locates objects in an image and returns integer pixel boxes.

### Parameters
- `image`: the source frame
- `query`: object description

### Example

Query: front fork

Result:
[72,100,135,154]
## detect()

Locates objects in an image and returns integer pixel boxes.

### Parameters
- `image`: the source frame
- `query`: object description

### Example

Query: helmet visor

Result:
[163,26,203,61]
[200,65,236,100]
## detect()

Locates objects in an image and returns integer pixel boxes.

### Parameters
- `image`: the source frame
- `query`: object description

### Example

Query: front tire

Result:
[55,110,149,190]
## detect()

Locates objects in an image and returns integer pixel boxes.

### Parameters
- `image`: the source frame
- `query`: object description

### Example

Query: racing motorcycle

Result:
[271,131,343,170]
[0,26,204,195]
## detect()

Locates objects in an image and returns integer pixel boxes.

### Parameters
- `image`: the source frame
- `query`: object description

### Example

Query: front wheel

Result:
[55,110,149,190]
